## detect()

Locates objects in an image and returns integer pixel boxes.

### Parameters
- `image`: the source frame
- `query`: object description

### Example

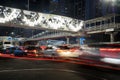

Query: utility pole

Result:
[27,0,30,10]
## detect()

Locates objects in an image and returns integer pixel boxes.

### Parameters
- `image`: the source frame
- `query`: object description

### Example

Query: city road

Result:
[0,57,120,80]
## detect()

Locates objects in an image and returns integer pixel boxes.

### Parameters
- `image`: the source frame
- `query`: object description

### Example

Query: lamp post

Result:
[32,30,34,38]
[27,0,30,10]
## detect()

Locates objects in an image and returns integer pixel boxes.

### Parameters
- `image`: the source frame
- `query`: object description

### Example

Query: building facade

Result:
[49,0,85,20]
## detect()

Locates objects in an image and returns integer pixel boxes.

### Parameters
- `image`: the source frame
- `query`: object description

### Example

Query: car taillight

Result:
[25,50,27,52]
[56,49,62,52]
[33,50,37,53]
[56,49,68,53]
[70,49,75,52]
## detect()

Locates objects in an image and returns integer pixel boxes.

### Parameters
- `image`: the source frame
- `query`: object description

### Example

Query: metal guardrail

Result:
[29,32,73,40]
[29,31,85,40]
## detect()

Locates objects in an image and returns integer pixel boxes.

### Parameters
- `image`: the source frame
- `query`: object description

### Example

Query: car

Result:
[42,45,81,58]
[4,47,27,56]
[24,46,42,57]
[56,45,81,58]
[42,45,58,57]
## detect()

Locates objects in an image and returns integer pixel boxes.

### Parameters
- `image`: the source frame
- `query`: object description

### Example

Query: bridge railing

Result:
[85,23,117,31]
[85,23,120,32]
[84,14,120,33]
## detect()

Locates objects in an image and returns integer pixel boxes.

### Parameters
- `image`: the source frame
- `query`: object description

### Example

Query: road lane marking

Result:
[0,68,106,80]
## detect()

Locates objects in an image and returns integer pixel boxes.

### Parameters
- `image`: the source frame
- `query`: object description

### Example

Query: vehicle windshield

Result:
[26,46,38,50]
[4,42,11,44]
[58,46,70,49]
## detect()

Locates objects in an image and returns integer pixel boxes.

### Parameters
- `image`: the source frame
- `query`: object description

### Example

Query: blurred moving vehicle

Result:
[42,45,81,58]
[56,45,81,58]
[4,47,27,56]
[100,48,120,65]
[100,58,120,65]
[100,48,120,58]
[25,46,42,56]
[42,45,58,57]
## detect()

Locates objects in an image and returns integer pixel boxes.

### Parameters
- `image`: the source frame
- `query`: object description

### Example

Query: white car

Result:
[42,45,58,57]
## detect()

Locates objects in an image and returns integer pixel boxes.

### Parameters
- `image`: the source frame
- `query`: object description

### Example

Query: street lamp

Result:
[27,0,30,10]
[11,32,15,37]
[32,30,34,38]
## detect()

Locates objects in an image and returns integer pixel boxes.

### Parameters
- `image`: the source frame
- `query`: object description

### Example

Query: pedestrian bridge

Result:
[0,5,84,32]
[28,31,84,41]
[28,14,120,40]
[84,14,120,34]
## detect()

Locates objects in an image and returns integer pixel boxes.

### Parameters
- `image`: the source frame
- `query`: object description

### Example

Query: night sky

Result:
[0,0,49,37]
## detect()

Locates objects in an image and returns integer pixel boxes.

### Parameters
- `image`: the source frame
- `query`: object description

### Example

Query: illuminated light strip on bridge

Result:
[0,5,84,32]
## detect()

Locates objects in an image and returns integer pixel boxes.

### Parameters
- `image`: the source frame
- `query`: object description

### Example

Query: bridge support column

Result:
[66,37,69,45]
[110,33,114,42]
[110,32,118,42]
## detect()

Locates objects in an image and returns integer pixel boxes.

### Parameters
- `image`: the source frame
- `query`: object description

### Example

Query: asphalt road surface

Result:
[0,58,120,80]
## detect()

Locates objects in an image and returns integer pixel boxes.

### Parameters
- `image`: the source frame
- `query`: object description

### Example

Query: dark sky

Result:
[0,0,50,12]
[0,26,14,36]
[0,0,49,37]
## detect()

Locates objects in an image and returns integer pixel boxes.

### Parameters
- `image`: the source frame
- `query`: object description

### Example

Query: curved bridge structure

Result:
[0,5,84,32]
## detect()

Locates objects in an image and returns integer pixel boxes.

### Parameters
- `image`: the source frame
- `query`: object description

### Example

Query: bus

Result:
[0,36,14,50]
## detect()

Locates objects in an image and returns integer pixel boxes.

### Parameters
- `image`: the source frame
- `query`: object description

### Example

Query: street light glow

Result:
[103,0,116,6]
[104,0,116,2]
